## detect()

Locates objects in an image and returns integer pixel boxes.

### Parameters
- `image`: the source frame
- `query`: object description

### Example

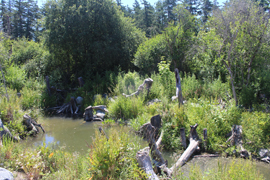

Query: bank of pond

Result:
[1,116,270,180]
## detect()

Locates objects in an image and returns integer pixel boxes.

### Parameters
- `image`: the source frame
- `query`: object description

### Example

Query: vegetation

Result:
[0,0,270,179]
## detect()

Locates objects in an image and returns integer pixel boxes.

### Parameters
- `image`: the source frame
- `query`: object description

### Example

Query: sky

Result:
[38,0,227,8]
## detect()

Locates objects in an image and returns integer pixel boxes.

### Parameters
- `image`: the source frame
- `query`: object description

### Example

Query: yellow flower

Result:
[48,152,54,158]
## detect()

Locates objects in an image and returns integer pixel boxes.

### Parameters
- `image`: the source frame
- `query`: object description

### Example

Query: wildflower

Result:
[48,152,54,158]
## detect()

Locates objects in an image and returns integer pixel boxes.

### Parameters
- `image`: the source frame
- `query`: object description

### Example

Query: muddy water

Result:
[25,117,270,179]
[24,117,148,154]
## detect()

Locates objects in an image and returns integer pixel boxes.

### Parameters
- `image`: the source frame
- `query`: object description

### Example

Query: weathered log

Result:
[226,125,249,158]
[84,105,108,121]
[57,103,69,114]
[92,105,109,113]
[170,124,200,174]
[172,68,183,106]
[23,114,45,134]
[148,124,166,165]
[84,106,94,121]
[156,130,163,148]
[123,78,153,97]
[180,128,187,149]
[136,147,159,180]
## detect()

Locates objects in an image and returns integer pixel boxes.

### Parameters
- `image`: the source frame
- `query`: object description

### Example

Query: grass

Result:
[175,158,265,180]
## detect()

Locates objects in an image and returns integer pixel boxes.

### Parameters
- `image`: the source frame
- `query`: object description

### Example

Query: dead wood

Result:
[170,124,200,174]
[23,114,45,134]
[84,105,108,121]
[123,78,153,97]
[136,147,159,180]
[172,68,183,107]
[226,125,249,158]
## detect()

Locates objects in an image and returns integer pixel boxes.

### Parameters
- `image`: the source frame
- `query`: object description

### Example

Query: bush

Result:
[5,64,26,92]
[20,86,41,110]
[88,128,146,179]
[182,74,202,99]
[114,71,142,96]
[108,95,144,120]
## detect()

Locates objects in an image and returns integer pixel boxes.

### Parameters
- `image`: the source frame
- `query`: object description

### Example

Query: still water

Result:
[24,117,270,179]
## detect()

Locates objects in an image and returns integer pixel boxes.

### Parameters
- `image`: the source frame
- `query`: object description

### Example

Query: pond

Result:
[24,117,270,179]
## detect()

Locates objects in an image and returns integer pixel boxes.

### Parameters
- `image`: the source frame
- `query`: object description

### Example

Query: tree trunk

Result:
[172,68,183,107]
[136,148,160,180]
[123,78,153,97]
[23,114,45,134]
[170,124,200,173]
[226,125,249,158]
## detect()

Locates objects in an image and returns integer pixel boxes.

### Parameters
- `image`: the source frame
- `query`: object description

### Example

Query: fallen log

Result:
[136,147,159,180]
[171,68,183,107]
[226,125,249,158]
[23,114,45,134]
[57,96,83,115]
[123,78,153,97]
[84,105,108,121]
[137,123,201,178]
[171,124,200,172]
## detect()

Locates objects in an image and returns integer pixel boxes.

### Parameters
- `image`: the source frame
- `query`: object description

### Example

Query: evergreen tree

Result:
[142,0,154,37]
[199,0,213,23]
[182,0,200,15]
[13,0,26,38]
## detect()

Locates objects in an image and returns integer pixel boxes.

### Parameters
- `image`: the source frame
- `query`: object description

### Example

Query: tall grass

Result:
[88,128,146,179]
[108,95,145,120]
[177,158,265,180]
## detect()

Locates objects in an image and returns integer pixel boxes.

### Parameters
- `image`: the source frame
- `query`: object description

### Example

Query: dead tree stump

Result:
[226,125,249,158]
[123,78,153,97]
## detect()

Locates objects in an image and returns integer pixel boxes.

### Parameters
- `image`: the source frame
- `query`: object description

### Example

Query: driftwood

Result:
[172,68,183,106]
[57,96,83,115]
[123,78,153,97]
[137,122,200,178]
[137,115,162,141]
[84,105,108,121]
[23,114,45,135]
[169,124,200,175]
[136,147,159,180]
[226,125,249,158]
[0,118,20,142]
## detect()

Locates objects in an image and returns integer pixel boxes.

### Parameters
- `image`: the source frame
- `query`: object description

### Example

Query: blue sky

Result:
[38,0,227,8]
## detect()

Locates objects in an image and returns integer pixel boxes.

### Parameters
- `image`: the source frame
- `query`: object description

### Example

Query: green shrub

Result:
[20,86,41,110]
[108,95,144,120]
[114,71,142,96]
[88,128,146,179]
[5,64,26,92]
[241,111,270,154]
[182,74,202,99]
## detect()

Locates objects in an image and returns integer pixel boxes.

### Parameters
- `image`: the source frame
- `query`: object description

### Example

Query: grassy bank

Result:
[0,69,269,179]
